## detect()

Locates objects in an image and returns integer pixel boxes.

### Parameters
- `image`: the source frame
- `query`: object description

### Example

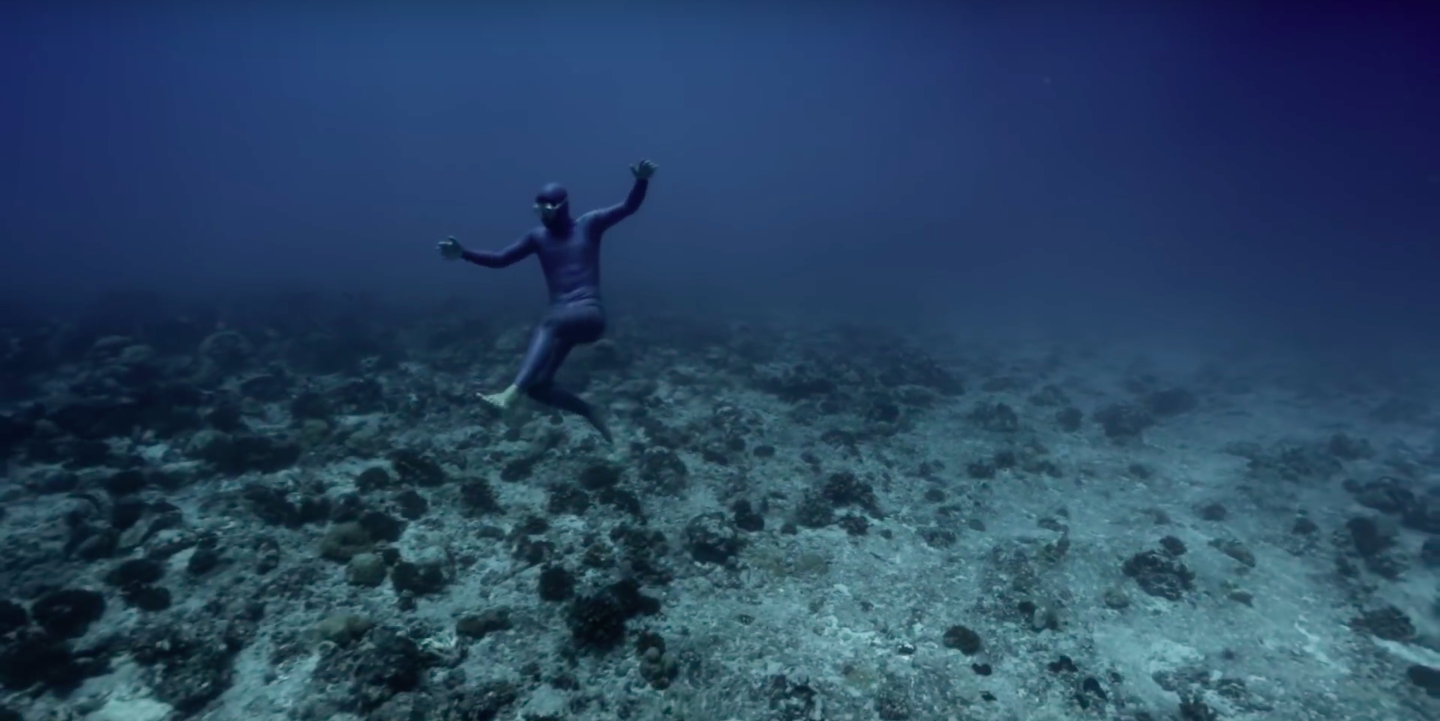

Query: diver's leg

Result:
[530,333,575,387]
[481,321,556,410]
[522,304,601,386]
[523,333,612,441]
[526,382,613,443]
[492,304,612,440]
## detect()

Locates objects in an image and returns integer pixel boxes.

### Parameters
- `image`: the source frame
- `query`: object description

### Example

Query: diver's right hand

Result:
[438,236,464,260]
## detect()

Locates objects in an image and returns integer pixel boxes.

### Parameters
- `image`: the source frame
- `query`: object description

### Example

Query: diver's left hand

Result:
[630,159,657,180]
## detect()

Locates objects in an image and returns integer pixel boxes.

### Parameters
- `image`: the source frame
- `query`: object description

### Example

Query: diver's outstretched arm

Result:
[438,233,536,268]
[590,160,657,232]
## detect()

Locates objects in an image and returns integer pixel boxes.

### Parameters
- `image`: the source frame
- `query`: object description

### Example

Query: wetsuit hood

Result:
[535,182,573,229]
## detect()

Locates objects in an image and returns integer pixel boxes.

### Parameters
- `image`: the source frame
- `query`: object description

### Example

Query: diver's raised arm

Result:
[589,159,657,232]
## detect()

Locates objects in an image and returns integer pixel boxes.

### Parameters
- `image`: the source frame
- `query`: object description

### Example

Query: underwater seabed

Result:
[0,296,1438,721]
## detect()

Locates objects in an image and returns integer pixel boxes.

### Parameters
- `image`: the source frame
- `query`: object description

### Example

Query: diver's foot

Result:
[478,385,520,411]
[588,406,614,444]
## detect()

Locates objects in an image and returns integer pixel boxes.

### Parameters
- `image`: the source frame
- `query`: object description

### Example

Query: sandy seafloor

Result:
[1,305,1438,721]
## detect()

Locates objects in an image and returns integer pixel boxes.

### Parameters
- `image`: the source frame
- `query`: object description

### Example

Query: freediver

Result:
[439,159,657,442]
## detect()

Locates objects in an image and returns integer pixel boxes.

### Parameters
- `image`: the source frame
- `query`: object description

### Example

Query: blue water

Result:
[1,4,1437,720]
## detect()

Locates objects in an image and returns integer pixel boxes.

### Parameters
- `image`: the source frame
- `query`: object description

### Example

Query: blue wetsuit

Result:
[461,178,648,438]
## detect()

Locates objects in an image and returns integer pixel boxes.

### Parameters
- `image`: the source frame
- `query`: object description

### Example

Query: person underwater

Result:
[439,159,657,442]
